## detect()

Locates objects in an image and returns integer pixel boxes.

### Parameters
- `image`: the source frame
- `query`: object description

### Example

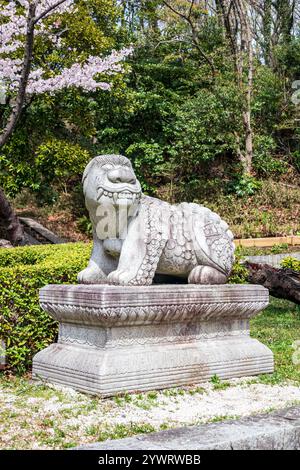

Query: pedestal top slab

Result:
[40,284,269,326]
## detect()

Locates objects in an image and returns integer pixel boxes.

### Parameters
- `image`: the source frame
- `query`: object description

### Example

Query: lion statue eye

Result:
[101,164,114,171]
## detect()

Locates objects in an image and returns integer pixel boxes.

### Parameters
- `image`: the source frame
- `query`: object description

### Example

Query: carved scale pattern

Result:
[128,196,169,285]
[126,195,236,284]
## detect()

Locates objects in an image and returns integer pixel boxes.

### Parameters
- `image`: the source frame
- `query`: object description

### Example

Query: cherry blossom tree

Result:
[0,0,131,244]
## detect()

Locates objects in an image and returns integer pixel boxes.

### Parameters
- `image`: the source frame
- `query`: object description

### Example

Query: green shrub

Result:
[76,215,93,235]
[226,175,262,197]
[228,255,249,284]
[253,135,287,176]
[0,243,91,373]
[33,138,92,204]
[169,84,242,176]
[35,139,92,187]
[292,150,300,172]
[280,257,300,272]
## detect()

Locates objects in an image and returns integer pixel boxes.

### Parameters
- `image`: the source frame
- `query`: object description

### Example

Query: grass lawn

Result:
[251,297,300,385]
[0,297,299,449]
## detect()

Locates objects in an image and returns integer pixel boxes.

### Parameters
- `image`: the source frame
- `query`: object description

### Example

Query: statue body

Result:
[78,155,235,286]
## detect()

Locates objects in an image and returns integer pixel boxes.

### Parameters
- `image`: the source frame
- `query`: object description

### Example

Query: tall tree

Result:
[162,1,216,77]
[215,0,254,174]
[163,0,254,173]
[254,1,297,67]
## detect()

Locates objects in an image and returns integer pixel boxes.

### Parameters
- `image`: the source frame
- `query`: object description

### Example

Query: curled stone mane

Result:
[94,154,132,168]
[82,154,132,184]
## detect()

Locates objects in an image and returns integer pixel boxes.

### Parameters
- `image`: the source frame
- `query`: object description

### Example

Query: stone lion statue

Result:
[78,154,235,286]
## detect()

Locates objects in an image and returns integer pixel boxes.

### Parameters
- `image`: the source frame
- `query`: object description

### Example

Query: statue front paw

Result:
[77,266,107,284]
[107,269,140,286]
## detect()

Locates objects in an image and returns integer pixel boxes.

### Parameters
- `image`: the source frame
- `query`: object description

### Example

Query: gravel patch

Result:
[1,376,300,449]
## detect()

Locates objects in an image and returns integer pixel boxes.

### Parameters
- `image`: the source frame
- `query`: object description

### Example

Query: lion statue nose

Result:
[107,168,136,184]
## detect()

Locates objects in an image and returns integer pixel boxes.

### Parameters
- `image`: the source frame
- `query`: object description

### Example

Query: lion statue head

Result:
[82,154,142,210]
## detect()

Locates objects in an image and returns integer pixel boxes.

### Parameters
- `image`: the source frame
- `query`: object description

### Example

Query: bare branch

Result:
[188,0,195,20]
[163,1,216,76]
[163,1,191,23]
[34,0,69,24]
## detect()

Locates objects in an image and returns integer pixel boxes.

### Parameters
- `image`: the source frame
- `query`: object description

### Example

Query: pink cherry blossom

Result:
[0,1,131,97]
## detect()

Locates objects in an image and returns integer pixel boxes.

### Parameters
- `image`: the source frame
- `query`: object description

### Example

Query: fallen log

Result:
[245,262,300,305]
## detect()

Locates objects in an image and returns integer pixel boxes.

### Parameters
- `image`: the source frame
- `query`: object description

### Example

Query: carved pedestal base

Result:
[32,284,274,396]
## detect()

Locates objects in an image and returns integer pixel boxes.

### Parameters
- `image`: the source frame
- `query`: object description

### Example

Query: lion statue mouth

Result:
[97,187,142,204]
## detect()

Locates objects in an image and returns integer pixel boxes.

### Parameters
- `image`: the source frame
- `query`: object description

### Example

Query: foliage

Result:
[168,83,242,179]
[76,215,93,236]
[281,257,300,272]
[252,66,286,135]
[228,255,249,284]
[236,244,290,257]
[0,243,91,373]
[252,135,287,177]
[198,180,300,239]
[226,175,262,197]
[126,141,165,192]
[0,0,126,197]
[35,139,91,187]
[292,150,300,172]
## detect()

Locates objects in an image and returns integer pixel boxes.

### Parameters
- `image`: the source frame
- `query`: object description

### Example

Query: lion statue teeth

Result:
[78,154,235,286]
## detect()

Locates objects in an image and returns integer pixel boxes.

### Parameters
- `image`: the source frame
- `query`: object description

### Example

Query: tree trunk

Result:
[0,4,36,246]
[0,188,25,245]
[216,0,254,174]
[239,0,254,174]
[242,109,253,174]
[246,262,300,305]
[262,0,272,66]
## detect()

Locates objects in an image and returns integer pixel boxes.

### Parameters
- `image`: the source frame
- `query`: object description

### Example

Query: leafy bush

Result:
[169,84,242,176]
[228,255,249,284]
[0,243,91,373]
[126,141,165,192]
[35,139,92,186]
[77,215,93,235]
[270,243,289,254]
[226,175,262,197]
[280,257,300,272]
[29,138,93,204]
[0,127,39,196]
[253,135,287,176]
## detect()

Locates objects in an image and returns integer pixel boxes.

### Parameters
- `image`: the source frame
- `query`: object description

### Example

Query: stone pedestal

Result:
[32,284,274,396]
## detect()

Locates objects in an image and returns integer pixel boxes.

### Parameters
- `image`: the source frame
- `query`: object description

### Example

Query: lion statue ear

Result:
[82,159,95,185]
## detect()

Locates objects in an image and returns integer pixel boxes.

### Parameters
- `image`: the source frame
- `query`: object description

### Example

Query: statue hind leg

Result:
[188,266,228,284]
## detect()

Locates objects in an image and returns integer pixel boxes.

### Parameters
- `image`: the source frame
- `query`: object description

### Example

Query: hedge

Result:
[0,242,91,373]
